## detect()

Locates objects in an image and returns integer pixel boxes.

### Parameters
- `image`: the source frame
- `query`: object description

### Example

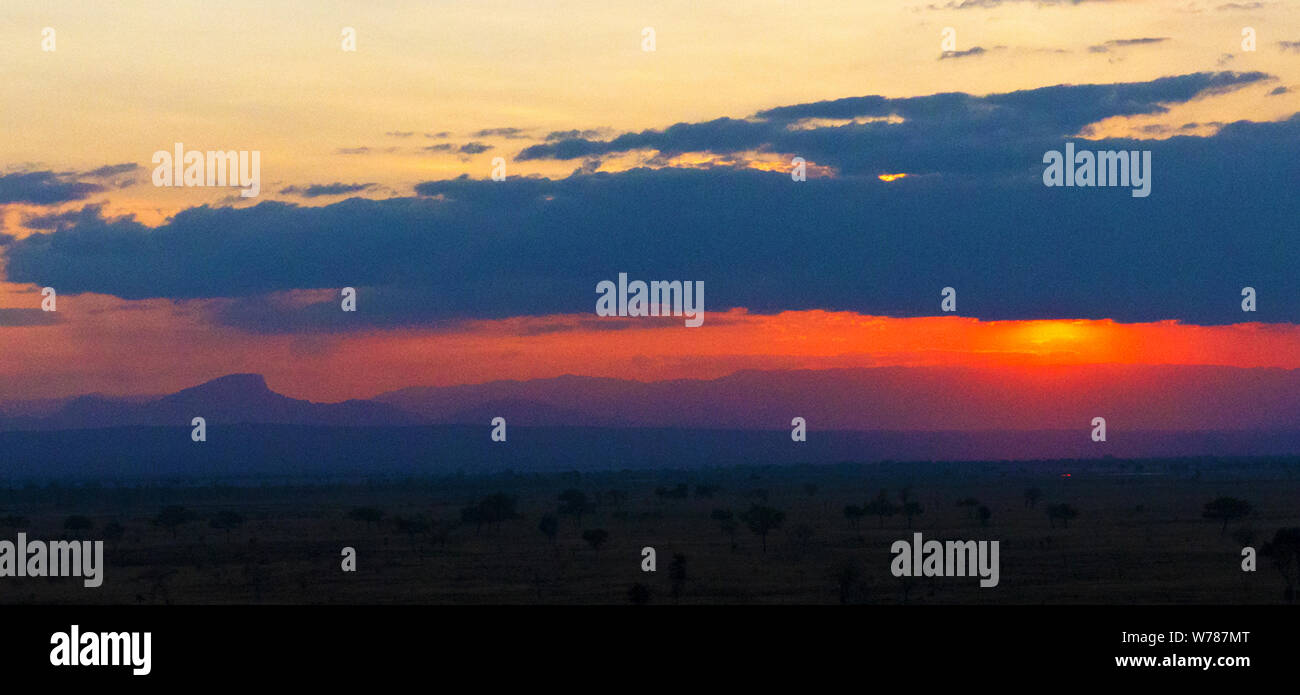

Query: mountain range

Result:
[5,365,1300,437]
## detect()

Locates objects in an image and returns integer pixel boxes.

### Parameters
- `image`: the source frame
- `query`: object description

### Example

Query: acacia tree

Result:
[834,562,862,605]
[866,490,898,528]
[694,484,721,499]
[710,508,736,541]
[103,521,126,545]
[1047,503,1078,529]
[628,583,652,605]
[1024,487,1043,508]
[843,504,866,531]
[582,528,609,554]
[348,507,384,529]
[1261,528,1300,602]
[210,511,245,540]
[740,504,785,553]
[63,515,93,534]
[538,514,558,546]
[1203,497,1252,535]
[669,553,687,602]
[902,501,924,529]
[655,483,689,500]
[558,489,594,528]
[153,505,198,538]
[1231,527,1257,549]
[460,493,520,533]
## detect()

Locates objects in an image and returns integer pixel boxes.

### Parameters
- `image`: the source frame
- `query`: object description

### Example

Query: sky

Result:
[2,0,1299,406]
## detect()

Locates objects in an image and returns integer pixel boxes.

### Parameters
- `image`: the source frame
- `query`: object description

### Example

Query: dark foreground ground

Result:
[1,456,1297,604]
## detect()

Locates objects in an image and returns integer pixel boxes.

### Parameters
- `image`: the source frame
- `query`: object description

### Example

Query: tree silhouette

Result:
[834,562,862,605]
[459,505,483,531]
[538,514,559,546]
[978,505,992,527]
[428,519,453,547]
[153,505,198,537]
[461,493,519,533]
[711,508,738,549]
[1231,527,1256,549]
[710,507,735,537]
[603,489,629,508]
[1024,487,1043,508]
[63,515,93,534]
[582,528,609,553]
[210,511,245,540]
[902,501,924,528]
[1203,497,1252,534]
[740,504,785,553]
[558,489,594,528]
[790,524,815,559]
[843,504,866,531]
[720,519,738,549]
[102,521,125,544]
[628,583,652,605]
[669,553,687,602]
[139,568,178,605]
[348,507,384,528]
[1261,528,1300,602]
[1047,503,1078,529]
[393,515,429,538]
[655,483,689,500]
[866,490,898,528]
[694,484,721,499]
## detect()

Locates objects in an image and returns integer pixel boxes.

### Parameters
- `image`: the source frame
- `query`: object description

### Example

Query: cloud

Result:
[423,144,454,153]
[1280,41,1300,53]
[5,73,1298,329]
[81,163,140,178]
[938,46,994,60]
[425,131,451,139]
[279,182,377,198]
[546,129,609,141]
[1269,86,1290,96]
[459,142,493,154]
[384,131,415,138]
[335,147,371,155]
[0,308,61,327]
[1088,37,1170,53]
[0,171,103,205]
[21,203,111,230]
[520,72,1270,180]
[473,128,529,139]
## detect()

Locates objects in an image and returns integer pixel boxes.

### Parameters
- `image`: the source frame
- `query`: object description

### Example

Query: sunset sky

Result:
[2,0,1299,405]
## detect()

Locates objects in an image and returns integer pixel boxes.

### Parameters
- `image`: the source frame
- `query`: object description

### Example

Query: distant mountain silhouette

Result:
[376,365,1300,432]
[4,366,1300,465]
[441,399,615,427]
[4,373,421,430]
